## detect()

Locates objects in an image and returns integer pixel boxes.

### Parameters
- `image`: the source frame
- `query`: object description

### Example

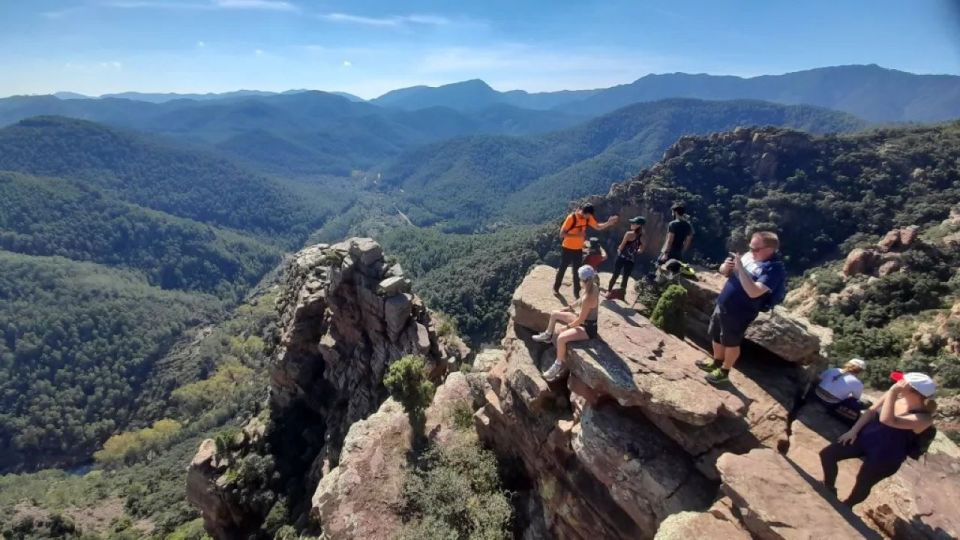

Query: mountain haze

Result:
[557,64,960,122]
[378,98,865,232]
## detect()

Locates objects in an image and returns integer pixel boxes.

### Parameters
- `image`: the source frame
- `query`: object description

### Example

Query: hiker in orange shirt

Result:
[553,204,618,298]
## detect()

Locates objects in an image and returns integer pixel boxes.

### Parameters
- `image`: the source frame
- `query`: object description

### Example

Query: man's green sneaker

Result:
[705,368,730,385]
[696,358,720,372]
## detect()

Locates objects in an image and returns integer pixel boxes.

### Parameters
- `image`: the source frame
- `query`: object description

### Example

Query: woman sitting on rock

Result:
[809,358,869,424]
[819,372,937,507]
[533,265,601,381]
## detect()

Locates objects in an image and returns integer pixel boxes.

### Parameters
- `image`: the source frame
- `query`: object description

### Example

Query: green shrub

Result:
[384,355,436,449]
[452,403,475,431]
[399,443,511,540]
[651,284,688,338]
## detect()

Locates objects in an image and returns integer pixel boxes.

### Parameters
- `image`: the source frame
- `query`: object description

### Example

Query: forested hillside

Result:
[0,117,324,239]
[379,99,864,232]
[0,172,281,297]
[0,252,222,471]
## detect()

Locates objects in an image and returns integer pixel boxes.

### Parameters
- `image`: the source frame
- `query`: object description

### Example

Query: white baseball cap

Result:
[904,372,936,398]
[848,358,866,369]
[578,265,597,281]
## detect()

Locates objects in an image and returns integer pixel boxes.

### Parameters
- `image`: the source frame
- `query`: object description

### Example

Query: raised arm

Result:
[733,255,770,299]
[880,382,932,432]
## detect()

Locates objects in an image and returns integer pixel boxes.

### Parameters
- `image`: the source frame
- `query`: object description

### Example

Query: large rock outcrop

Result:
[680,271,831,368]
[187,239,469,539]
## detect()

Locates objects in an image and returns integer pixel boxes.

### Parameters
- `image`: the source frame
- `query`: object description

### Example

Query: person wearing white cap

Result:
[810,359,869,424]
[820,372,938,507]
[533,265,601,382]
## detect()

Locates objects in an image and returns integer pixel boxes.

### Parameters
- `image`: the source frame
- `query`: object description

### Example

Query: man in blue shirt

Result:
[697,231,786,385]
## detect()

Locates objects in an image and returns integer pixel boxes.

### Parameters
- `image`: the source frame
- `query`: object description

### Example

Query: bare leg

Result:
[722,346,741,370]
[556,326,589,364]
[546,310,577,335]
[711,341,725,363]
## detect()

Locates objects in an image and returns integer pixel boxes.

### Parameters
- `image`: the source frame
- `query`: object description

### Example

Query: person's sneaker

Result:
[543,360,568,382]
[705,368,730,385]
[696,358,720,372]
[532,332,553,343]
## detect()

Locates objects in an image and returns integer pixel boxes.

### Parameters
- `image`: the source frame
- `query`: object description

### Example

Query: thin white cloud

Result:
[64,61,124,72]
[212,0,297,12]
[342,60,352,67]
[255,49,265,56]
[319,12,450,28]
[101,0,298,12]
[197,40,206,47]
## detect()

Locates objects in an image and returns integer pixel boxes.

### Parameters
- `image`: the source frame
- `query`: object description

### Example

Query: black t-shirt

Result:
[668,219,693,254]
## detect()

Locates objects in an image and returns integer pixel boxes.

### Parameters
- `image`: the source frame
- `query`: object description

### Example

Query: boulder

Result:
[717,449,865,540]
[862,454,960,540]
[378,276,412,296]
[878,230,902,252]
[843,248,879,277]
[679,271,830,365]
[312,400,409,540]
[513,266,746,426]
[571,404,714,531]
[655,511,750,540]
[900,225,920,247]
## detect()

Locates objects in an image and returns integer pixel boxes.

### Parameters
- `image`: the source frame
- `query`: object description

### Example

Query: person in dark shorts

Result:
[819,373,936,507]
[553,204,618,298]
[608,216,644,296]
[658,203,694,263]
[696,231,785,385]
[534,265,601,382]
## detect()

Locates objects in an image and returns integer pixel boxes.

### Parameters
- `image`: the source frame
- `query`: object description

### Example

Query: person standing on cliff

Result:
[658,203,694,263]
[696,231,786,385]
[553,204,618,298]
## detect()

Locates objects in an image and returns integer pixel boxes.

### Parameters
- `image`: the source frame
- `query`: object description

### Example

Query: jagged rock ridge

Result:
[186,238,468,538]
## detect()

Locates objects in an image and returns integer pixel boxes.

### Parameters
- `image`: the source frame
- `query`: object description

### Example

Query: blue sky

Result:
[1,0,959,98]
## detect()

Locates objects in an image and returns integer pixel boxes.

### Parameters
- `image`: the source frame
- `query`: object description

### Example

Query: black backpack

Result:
[907,425,937,460]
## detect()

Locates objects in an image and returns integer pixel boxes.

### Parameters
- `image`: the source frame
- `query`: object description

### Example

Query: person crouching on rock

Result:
[535,265,601,382]
[607,216,644,297]
[553,204,618,298]
[819,372,937,508]
[808,358,870,425]
[583,237,607,271]
[696,231,785,385]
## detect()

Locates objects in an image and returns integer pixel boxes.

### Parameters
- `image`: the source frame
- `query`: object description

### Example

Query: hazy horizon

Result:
[2,0,959,99]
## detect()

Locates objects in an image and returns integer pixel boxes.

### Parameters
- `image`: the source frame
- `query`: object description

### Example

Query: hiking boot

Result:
[532,332,553,343]
[696,358,720,372]
[543,360,568,382]
[705,368,730,385]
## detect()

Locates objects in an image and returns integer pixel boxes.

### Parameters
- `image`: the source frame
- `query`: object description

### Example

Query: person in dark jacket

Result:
[819,372,937,507]
[696,231,785,385]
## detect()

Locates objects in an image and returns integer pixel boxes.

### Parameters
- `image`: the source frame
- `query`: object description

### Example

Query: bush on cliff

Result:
[384,355,436,448]
[651,284,688,338]
[400,442,512,540]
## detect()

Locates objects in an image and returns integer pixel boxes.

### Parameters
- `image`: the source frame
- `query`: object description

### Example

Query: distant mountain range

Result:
[54,89,366,103]
[0,91,585,175]
[372,65,960,123]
